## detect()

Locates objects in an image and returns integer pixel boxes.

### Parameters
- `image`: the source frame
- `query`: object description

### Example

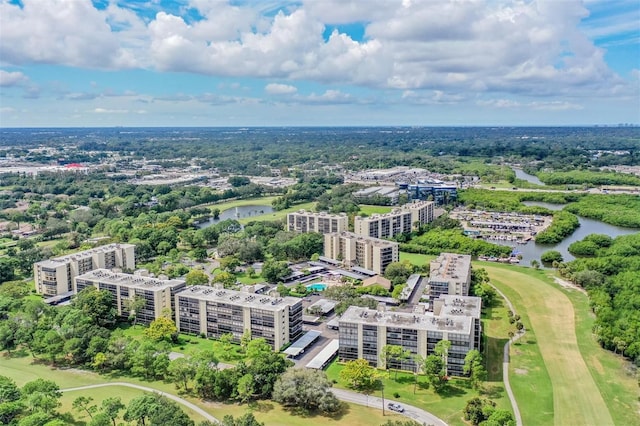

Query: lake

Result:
[513,168,545,186]
[492,201,638,265]
[197,204,274,228]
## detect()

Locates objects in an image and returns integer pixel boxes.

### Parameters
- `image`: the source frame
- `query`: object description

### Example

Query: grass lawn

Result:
[480,263,618,426]
[1,354,393,426]
[326,361,510,426]
[0,354,209,423]
[358,205,394,215]
[399,251,436,267]
[205,399,396,426]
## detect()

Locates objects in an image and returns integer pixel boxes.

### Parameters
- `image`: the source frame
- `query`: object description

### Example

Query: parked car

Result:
[388,403,405,413]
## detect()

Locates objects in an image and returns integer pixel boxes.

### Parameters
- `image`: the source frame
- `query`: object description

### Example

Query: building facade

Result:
[34,243,136,296]
[338,294,481,376]
[426,253,472,302]
[287,210,349,234]
[323,231,399,275]
[74,269,186,325]
[175,286,303,350]
[353,201,434,239]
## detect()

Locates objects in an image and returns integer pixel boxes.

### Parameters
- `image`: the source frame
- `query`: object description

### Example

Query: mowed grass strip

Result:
[484,264,615,426]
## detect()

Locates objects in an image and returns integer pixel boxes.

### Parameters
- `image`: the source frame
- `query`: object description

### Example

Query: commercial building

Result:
[426,253,472,301]
[34,243,135,296]
[175,286,303,350]
[287,210,349,234]
[338,294,481,376]
[403,182,458,205]
[323,231,399,275]
[354,201,435,239]
[74,269,186,325]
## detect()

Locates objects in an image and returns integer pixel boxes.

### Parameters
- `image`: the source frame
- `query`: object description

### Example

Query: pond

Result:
[513,168,545,186]
[491,201,638,266]
[197,204,274,228]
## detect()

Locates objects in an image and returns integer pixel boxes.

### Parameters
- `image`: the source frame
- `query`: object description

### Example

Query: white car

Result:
[388,403,405,413]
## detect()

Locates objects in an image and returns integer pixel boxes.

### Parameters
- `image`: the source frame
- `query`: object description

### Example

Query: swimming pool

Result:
[306,283,328,292]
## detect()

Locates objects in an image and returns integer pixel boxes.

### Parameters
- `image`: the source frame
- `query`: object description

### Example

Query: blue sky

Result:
[0,0,638,127]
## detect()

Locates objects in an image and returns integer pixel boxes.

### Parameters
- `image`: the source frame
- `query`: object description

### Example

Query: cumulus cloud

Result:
[0,70,28,87]
[265,83,297,95]
[0,0,635,102]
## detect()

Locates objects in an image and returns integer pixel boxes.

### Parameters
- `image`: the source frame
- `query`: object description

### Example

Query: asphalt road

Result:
[332,388,447,426]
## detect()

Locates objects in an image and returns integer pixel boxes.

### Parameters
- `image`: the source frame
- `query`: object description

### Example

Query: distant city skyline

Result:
[1,0,639,127]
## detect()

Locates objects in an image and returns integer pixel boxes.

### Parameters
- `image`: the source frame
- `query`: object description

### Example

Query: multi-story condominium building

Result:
[34,243,135,296]
[74,269,186,325]
[354,201,434,239]
[323,231,399,275]
[175,286,303,350]
[426,253,472,301]
[287,210,349,234]
[338,294,481,376]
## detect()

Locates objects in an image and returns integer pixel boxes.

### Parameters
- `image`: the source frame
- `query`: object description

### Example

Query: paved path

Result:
[61,382,220,424]
[332,388,447,426]
[490,284,524,426]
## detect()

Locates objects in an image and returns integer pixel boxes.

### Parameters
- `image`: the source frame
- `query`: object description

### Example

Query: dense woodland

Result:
[560,233,640,360]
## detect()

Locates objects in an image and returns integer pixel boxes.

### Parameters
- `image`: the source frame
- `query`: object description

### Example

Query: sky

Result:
[0,0,639,127]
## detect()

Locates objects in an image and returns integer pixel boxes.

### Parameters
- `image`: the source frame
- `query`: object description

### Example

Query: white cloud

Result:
[93,108,129,114]
[0,70,28,87]
[0,0,635,103]
[478,98,583,111]
[265,83,298,95]
[0,107,17,113]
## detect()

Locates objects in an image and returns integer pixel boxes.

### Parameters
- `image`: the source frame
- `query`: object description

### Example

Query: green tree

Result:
[380,345,410,379]
[72,396,97,420]
[272,368,342,414]
[220,412,265,426]
[21,379,61,414]
[99,397,124,426]
[168,357,197,391]
[123,295,146,325]
[246,338,272,360]
[144,317,178,342]
[236,373,255,403]
[261,260,291,283]
[383,261,413,286]
[463,350,487,390]
[541,250,563,264]
[421,354,446,391]
[340,359,380,392]
[219,333,235,360]
[435,340,451,377]
[185,269,210,286]
[72,287,117,328]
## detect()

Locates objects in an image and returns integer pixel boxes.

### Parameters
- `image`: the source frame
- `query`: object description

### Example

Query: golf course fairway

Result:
[482,264,615,426]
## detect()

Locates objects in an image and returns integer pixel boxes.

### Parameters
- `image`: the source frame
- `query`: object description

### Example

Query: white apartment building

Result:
[323,231,399,275]
[338,294,481,376]
[74,269,186,325]
[426,253,472,301]
[175,286,303,350]
[34,243,136,296]
[354,201,435,239]
[287,210,349,234]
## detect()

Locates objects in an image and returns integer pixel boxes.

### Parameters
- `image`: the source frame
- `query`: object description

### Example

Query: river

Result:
[492,201,638,265]
[513,168,545,186]
[196,204,274,228]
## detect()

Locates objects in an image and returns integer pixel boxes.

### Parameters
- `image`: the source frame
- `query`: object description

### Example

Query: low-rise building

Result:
[175,286,303,350]
[74,269,186,325]
[426,253,472,301]
[354,201,434,239]
[287,210,349,234]
[324,231,399,275]
[338,294,481,376]
[34,243,135,296]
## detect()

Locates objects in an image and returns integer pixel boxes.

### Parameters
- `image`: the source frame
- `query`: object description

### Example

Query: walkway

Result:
[61,382,220,424]
[490,284,524,426]
[332,388,447,426]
